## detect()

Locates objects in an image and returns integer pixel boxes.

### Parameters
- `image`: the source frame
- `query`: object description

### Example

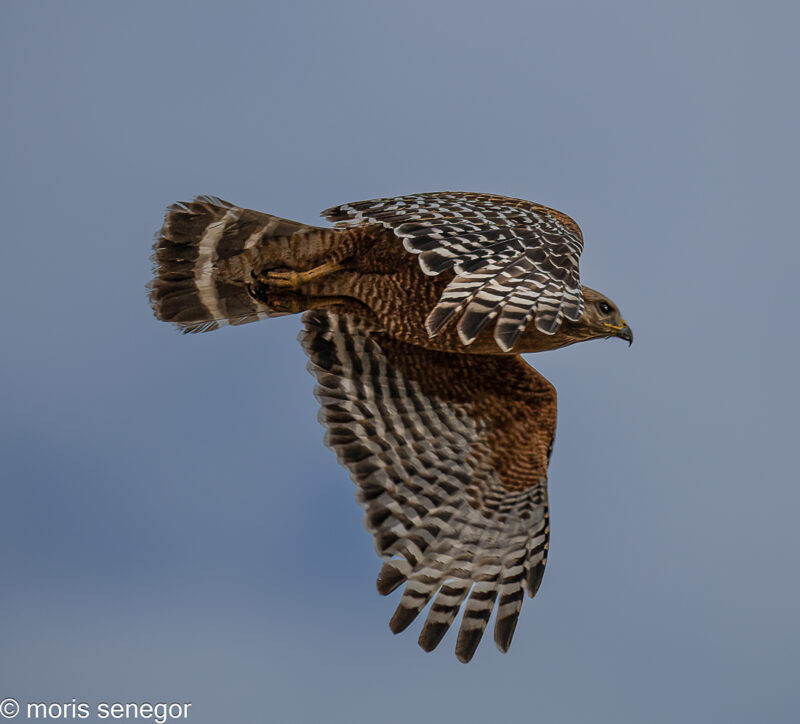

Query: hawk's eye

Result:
[598,301,613,315]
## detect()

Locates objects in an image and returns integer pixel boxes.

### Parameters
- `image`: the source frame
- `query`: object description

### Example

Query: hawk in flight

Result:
[149,192,632,662]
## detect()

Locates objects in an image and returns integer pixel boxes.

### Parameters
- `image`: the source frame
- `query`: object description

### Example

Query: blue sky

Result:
[1,2,798,722]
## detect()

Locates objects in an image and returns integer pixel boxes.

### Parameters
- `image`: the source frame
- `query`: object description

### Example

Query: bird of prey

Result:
[149,192,632,663]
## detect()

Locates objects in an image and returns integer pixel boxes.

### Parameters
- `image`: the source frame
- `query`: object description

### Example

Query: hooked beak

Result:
[618,324,633,346]
[604,319,634,346]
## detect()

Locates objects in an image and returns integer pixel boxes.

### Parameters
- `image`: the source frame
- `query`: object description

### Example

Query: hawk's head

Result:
[562,286,633,346]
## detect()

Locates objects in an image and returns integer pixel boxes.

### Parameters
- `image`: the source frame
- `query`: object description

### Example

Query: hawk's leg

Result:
[246,278,365,316]
[255,261,344,290]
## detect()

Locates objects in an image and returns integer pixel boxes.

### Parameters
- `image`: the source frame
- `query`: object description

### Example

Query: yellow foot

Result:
[246,273,356,314]
[256,261,343,290]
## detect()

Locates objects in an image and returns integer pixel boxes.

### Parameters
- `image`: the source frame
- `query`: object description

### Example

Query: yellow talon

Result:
[257,269,301,289]
[257,262,344,290]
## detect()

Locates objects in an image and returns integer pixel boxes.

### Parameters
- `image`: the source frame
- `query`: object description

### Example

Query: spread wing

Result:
[300,310,557,662]
[322,191,584,352]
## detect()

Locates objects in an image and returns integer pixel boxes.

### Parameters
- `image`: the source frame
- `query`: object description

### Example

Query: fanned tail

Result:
[148,196,321,333]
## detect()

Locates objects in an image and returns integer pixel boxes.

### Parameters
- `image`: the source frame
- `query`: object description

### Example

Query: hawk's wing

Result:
[300,310,556,662]
[322,192,584,352]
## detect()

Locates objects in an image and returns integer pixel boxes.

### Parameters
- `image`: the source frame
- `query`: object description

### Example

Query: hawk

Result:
[149,192,632,662]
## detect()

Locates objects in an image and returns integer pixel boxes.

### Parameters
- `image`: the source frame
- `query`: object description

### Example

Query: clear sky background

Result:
[1,2,798,722]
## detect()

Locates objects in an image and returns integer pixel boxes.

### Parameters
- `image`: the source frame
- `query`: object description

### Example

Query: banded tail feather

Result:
[149,196,322,333]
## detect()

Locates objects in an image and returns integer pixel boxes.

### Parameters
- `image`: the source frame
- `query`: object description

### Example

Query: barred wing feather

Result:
[322,192,584,352]
[300,310,556,662]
